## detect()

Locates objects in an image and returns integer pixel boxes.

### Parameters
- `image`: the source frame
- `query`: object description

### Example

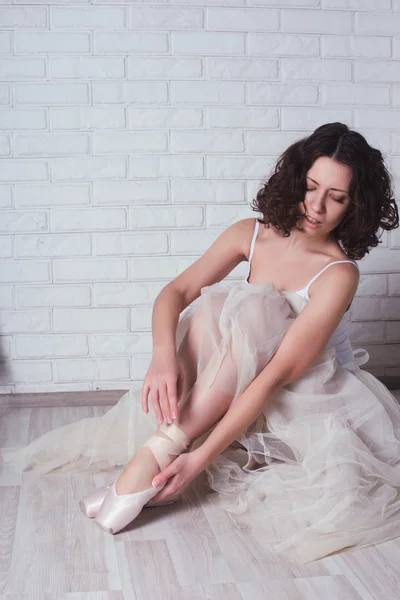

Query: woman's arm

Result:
[151,285,186,355]
[151,219,252,355]
[194,263,359,467]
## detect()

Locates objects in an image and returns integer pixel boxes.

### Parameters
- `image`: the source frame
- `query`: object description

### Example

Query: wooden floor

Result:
[1,394,400,600]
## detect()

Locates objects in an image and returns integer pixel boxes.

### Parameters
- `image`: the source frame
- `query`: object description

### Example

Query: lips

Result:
[305,214,322,224]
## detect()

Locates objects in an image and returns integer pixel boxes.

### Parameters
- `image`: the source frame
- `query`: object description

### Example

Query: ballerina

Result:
[4,122,400,563]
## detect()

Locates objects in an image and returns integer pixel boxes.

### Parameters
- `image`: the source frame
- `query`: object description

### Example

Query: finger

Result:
[166,378,178,420]
[152,463,174,487]
[141,381,150,414]
[159,380,172,423]
[150,385,163,424]
[151,481,177,502]
[152,470,166,488]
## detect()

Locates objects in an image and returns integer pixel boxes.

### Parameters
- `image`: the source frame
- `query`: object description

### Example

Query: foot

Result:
[95,480,166,534]
[79,479,181,520]
[115,427,190,495]
[93,422,191,534]
[115,446,161,495]
[79,481,113,518]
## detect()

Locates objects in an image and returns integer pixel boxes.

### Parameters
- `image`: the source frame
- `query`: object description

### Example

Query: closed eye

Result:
[307,188,345,203]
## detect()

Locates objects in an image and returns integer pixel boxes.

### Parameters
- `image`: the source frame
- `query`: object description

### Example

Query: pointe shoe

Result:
[80,481,181,519]
[146,492,181,508]
[79,481,113,518]
[95,421,191,534]
[95,480,167,534]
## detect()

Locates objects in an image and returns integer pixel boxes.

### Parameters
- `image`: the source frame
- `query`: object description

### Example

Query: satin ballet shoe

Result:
[95,480,167,534]
[95,420,191,534]
[80,481,180,518]
[79,481,113,518]
[146,493,181,508]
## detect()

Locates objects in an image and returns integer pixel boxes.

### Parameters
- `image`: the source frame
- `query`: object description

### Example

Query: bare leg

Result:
[116,305,236,495]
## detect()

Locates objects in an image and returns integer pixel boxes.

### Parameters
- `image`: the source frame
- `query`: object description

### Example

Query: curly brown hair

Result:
[250,122,399,260]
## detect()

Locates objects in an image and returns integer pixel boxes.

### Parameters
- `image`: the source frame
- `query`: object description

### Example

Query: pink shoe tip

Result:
[96,521,114,535]
[94,480,167,535]
[79,500,88,516]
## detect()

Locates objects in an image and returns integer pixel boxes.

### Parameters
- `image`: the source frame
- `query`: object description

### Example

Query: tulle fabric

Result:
[3,280,400,564]
[2,281,295,474]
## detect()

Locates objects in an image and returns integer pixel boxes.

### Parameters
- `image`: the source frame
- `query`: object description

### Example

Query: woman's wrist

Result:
[152,343,176,357]
[190,444,214,471]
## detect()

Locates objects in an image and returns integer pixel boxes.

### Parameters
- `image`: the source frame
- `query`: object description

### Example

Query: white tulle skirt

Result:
[3,280,400,564]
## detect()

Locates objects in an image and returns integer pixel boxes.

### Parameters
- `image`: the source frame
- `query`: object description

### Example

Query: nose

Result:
[311,191,327,214]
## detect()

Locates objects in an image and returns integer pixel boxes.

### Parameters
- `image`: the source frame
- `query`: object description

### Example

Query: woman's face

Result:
[299,156,352,236]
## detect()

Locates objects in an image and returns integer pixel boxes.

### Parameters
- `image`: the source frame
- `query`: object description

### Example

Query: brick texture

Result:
[1,1,399,391]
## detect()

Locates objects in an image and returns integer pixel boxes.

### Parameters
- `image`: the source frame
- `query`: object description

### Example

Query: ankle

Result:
[115,447,160,495]
[115,423,191,495]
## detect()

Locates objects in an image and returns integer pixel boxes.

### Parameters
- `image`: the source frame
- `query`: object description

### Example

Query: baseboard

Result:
[1,374,399,408]
[0,390,127,408]
[377,376,400,390]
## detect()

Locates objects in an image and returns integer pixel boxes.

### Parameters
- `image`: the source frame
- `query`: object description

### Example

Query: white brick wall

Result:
[1,1,399,392]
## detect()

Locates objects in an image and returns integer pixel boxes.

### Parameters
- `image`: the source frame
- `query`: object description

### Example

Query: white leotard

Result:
[244,219,369,370]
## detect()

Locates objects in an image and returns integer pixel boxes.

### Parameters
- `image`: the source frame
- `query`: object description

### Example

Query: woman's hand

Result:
[150,450,205,503]
[141,351,184,424]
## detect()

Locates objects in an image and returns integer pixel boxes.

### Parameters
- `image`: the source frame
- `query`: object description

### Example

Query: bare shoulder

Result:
[325,246,359,284]
[216,216,270,260]
[325,259,359,284]
[167,217,257,310]
[208,216,257,260]
[309,254,359,305]
[239,217,259,258]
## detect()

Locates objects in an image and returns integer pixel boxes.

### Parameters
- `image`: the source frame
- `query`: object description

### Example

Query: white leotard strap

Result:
[303,260,359,297]
[248,219,260,266]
